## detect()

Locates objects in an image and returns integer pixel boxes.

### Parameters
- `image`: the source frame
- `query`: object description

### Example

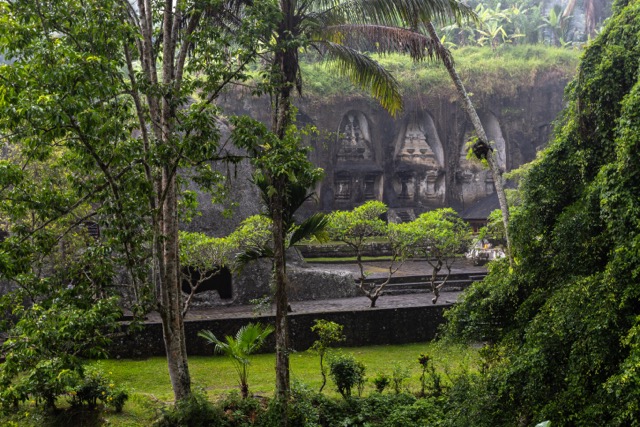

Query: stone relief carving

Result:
[332,111,382,204]
[396,121,439,169]
[337,111,374,162]
[393,112,445,203]
[334,172,352,200]
[457,112,506,206]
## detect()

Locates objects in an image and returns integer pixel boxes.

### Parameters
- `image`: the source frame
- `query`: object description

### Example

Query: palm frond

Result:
[234,246,274,272]
[198,329,229,356]
[322,24,448,62]
[283,184,318,228]
[288,213,329,247]
[318,41,402,116]
[333,0,477,28]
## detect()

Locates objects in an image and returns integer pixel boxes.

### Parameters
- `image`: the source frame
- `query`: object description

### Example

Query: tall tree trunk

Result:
[155,0,192,401]
[159,168,192,402]
[425,23,513,264]
[270,0,297,404]
[272,188,291,400]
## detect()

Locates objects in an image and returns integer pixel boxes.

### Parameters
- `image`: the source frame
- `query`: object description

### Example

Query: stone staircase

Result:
[396,210,413,223]
[362,271,487,296]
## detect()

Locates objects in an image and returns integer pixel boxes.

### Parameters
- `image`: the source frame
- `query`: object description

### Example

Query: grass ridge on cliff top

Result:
[298,45,580,100]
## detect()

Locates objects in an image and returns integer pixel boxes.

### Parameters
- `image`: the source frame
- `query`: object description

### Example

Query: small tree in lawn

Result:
[310,319,346,392]
[405,209,473,304]
[326,201,411,308]
[198,323,274,399]
[232,117,327,404]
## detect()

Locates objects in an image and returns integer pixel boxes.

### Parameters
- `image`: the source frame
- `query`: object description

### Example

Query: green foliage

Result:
[0,289,121,409]
[371,372,391,393]
[444,0,640,425]
[69,366,128,412]
[326,201,388,247]
[328,353,367,399]
[310,320,346,392]
[198,323,274,399]
[390,364,410,395]
[153,391,226,427]
[299,46,580,100]
[258,382,322,427]
[477,209,507,245]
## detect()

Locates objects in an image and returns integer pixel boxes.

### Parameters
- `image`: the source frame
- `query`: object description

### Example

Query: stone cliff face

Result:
[212,71,568,226]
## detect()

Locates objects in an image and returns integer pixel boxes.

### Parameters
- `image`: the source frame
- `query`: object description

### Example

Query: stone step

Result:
[382,279,475,289]
[366,272,486,286]
[396,211,413,223]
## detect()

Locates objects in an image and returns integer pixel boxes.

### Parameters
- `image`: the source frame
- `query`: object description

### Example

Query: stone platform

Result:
[111,261,485,358]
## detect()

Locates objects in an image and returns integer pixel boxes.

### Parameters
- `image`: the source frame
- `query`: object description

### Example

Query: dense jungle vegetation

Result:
[3,0,640,424]
[443,0,640,424]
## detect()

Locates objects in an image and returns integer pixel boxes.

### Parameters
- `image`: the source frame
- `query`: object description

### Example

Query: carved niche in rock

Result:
[392,112,445,204]
[334,171,382,203]
[332,111,382,204]
[457,112,507,206]
[336,111,374,162]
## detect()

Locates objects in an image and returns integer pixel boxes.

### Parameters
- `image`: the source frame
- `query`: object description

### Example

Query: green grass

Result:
[1,341,479,427]
[299,45,580,100]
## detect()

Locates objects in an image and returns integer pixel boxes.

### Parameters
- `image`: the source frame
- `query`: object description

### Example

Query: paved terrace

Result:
[170,260,486,323]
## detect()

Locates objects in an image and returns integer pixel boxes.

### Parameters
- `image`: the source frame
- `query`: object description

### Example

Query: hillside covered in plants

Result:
[443,0,640,424]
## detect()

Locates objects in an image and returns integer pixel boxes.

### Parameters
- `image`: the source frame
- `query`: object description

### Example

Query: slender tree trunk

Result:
[270,0,297,405]
[159,168,192,402]
[155,0,192,401]
[425,23,513,264]
[272,189,291,400]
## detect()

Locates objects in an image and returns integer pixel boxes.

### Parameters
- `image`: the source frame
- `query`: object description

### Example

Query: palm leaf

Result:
[234,246,274,272]
[317,41,402,115]
[322,24,448,62]
[288,212,329,247]
[325,0,477,29]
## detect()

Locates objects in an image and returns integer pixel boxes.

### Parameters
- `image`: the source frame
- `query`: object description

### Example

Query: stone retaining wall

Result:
[109,304,447,358]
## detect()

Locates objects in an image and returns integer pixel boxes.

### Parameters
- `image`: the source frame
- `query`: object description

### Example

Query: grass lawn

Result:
[1,341,479,426]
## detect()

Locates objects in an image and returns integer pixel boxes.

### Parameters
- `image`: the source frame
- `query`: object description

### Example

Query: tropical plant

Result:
[310,320,346,393]
[422,23,514,264]
[198,323,274,399]
[539,4,573,46]
[232,117,328,408]
[248,0,474,406]
[372,372,391,393]
[0,0,276,404]
[329,353,366,399]
[326,201,412,307]
[396,209,472,303]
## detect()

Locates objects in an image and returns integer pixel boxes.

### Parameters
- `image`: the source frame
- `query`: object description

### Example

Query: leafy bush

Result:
[219,391,265,426]
[153,391,226,427]
[384,398,443,427]
[391,364,410,395]
[69,366,128,412]
[372,372,390,393]
[0,287,121,410]
[328,353,366,399]
[258,382,321,427]
[310,319,345,392]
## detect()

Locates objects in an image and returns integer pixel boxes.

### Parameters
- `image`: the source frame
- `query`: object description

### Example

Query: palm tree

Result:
[422,22,513,265]
[198,323,274,399]
[256,0,475,404]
